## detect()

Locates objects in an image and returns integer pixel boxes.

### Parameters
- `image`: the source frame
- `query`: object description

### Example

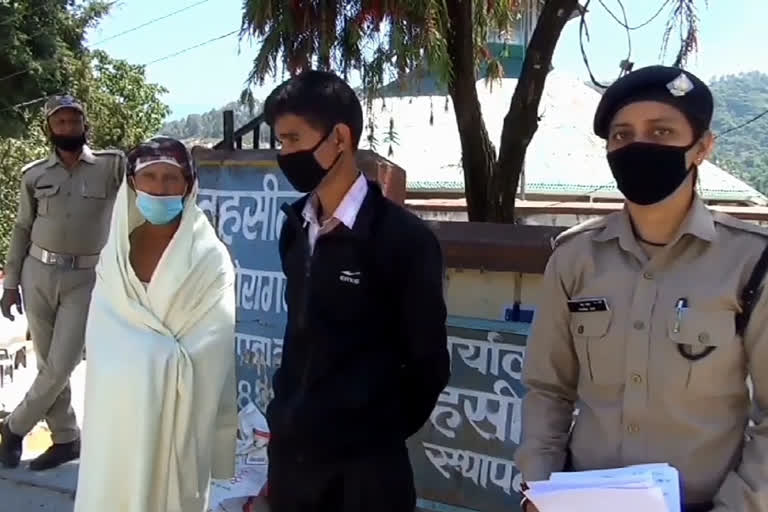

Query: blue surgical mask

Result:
[135,190,184,225]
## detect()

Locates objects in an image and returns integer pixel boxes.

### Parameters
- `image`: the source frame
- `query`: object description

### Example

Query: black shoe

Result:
[28,439,80,471]
[0,421,22,468]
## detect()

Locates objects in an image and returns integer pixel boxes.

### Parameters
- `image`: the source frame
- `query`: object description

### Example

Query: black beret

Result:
[593,65,713,139]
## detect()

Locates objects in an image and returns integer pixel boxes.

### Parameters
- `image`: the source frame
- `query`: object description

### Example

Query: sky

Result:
[86,0,768,122]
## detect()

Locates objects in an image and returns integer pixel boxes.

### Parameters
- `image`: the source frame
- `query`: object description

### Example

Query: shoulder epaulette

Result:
[552,216,610,250]
[713,212,768,238]
[92,149,125,158]
[20,158,48,174]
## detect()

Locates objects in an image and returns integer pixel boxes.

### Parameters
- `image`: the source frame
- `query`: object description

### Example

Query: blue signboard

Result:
[197,156,301,413]
[412,317,528,512]
[195,150,528,512]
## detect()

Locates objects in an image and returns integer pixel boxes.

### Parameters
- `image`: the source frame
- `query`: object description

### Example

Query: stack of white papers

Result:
[526,463,681,512]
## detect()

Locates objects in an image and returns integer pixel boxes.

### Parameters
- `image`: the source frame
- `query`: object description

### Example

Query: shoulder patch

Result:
[20,157,48,174]
[713,212,768,238]
[552,216,610,249]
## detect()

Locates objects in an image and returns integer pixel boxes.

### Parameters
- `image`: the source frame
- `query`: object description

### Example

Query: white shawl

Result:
[75,181,237,512]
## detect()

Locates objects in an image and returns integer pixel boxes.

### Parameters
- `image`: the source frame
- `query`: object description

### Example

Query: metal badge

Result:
[667,73,694,97]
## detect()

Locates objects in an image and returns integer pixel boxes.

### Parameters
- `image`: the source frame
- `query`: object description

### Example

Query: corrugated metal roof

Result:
[363,73,767,205]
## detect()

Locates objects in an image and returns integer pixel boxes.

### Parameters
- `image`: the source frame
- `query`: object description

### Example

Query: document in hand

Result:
[525,463,681,512]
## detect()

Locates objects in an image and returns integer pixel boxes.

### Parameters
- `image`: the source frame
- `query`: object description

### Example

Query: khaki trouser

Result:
[8,256,95,444]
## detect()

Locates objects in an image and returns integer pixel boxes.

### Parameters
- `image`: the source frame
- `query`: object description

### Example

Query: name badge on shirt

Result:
[567,297,610,313]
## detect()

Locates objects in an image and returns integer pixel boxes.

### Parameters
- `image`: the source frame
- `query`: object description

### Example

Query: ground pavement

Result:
[0,321,84,512]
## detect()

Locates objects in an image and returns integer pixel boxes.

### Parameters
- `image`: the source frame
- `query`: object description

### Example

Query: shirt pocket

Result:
[666,309,744,395]
[33,184,60,216]
[569,309,621,385]
[81,176,108,199]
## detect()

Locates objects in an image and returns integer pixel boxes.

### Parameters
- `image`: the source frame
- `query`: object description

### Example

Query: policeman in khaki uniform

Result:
[516,66,768,512]
[0,95,125,470]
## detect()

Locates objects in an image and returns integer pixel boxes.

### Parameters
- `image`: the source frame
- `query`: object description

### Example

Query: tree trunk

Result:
[445,0,497,222]
[493,0,580,222]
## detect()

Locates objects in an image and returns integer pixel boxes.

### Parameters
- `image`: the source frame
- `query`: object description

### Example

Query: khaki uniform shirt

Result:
[516,197,768,511]
[3,146,126,289]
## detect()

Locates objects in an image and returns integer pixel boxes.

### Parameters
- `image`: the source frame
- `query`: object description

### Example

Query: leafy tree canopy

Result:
[239,0,705,222]
[0,0,110,138]
[710,71,768,196]
[0,1,170,266]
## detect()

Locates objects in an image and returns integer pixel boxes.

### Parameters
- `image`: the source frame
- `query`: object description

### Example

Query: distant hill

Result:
[710,72,768,195]
[161,100,264,147]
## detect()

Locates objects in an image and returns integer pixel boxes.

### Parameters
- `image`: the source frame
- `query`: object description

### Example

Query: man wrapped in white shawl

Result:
[75,137,237,512]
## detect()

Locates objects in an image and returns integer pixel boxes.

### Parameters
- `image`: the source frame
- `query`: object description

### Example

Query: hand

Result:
[1,288,22,321]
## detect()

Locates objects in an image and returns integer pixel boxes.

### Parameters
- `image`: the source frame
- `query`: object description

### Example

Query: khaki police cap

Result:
[44,94,86,118]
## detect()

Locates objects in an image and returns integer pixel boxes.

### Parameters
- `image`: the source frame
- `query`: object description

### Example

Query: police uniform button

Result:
[633,321,645,330]
[698,332,710,344]
[577,325,585,335]
[643,272,654,280]
[631,374,643,384]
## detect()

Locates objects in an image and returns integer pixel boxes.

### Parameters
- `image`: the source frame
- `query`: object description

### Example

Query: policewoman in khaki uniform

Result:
[0,95,125,470]
[516,66,768,512]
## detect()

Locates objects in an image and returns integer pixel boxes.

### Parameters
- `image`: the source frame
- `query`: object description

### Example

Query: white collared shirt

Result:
[301,174,368,254]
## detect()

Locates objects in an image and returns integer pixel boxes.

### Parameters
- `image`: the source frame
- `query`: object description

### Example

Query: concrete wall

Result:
[415,209,598,227]
[445,268,542,321]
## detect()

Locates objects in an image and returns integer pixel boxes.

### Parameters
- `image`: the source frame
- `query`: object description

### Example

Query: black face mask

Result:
[607,141,697,206]
[277,130,342,193]
[50,133,87,152]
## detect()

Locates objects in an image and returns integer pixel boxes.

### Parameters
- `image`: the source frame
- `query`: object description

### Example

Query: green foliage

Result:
[80,50,170,151]
[239,0,703,109]
[0,132,47,268]
[710,72,768,196]
[0,5,170,268]
[240,0,522,100]
[0,0,111,138]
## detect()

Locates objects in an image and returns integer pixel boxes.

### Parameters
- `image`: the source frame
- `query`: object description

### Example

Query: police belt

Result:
[29,244,99,269]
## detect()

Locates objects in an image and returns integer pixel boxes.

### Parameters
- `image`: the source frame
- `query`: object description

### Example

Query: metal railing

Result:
[214,110,277,151]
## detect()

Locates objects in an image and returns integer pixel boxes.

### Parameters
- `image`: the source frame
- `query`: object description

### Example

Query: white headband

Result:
[134,156,184,174]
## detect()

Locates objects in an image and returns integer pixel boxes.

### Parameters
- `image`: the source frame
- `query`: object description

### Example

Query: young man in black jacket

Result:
[264,70,450,511]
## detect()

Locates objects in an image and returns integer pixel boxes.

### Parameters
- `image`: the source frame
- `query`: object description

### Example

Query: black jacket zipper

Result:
[298,236,315,393]
[280,203,317,400]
